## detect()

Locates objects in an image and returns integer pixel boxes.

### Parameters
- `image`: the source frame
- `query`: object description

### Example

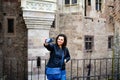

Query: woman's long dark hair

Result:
[56,34,67,47]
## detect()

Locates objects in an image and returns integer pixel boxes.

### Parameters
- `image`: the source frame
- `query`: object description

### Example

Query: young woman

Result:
[44,34,70,80]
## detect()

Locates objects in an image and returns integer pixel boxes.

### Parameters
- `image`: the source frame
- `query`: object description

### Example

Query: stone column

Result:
[21,0,56,79]
[21,0,56,57]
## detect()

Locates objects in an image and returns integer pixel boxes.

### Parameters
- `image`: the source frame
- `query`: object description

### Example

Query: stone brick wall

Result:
[113,0,120,45]
[1,1,27,80]
[0,43,3,78]
[106,0,120,30]
[0,0,3,78]
[113,0,120,22]
[2,5,27,58]
[51,15,113,59]
[59,13,83,58]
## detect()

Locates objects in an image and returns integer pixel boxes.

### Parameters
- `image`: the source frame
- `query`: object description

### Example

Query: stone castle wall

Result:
[0,0,3,78]
[0,1,27,80]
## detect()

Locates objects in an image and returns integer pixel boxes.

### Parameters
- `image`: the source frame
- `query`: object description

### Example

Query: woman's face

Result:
[57,36,64,46]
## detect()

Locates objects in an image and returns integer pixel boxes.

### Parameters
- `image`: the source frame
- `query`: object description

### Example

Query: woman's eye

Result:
[59,39,63,41]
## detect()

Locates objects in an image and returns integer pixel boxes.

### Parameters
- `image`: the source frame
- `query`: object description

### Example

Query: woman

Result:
[44,34,70,80]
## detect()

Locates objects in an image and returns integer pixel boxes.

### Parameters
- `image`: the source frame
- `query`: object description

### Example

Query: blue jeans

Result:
[61,70,66,80]
[47,70,66,80]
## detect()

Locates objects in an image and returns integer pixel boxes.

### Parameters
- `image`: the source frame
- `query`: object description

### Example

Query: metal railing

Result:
[2,58,27,80]
[28,57,120,80]
[2,57,120,80]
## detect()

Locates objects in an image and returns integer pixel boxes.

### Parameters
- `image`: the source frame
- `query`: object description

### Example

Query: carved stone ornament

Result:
[21,0,56,12]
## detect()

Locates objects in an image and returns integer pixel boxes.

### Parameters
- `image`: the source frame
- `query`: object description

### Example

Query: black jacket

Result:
[44,43,70,70]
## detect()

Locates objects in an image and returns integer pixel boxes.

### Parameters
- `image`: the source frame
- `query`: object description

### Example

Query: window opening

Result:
[85,36,94,52]
[108,36,113,49]
[7,18,14,33]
